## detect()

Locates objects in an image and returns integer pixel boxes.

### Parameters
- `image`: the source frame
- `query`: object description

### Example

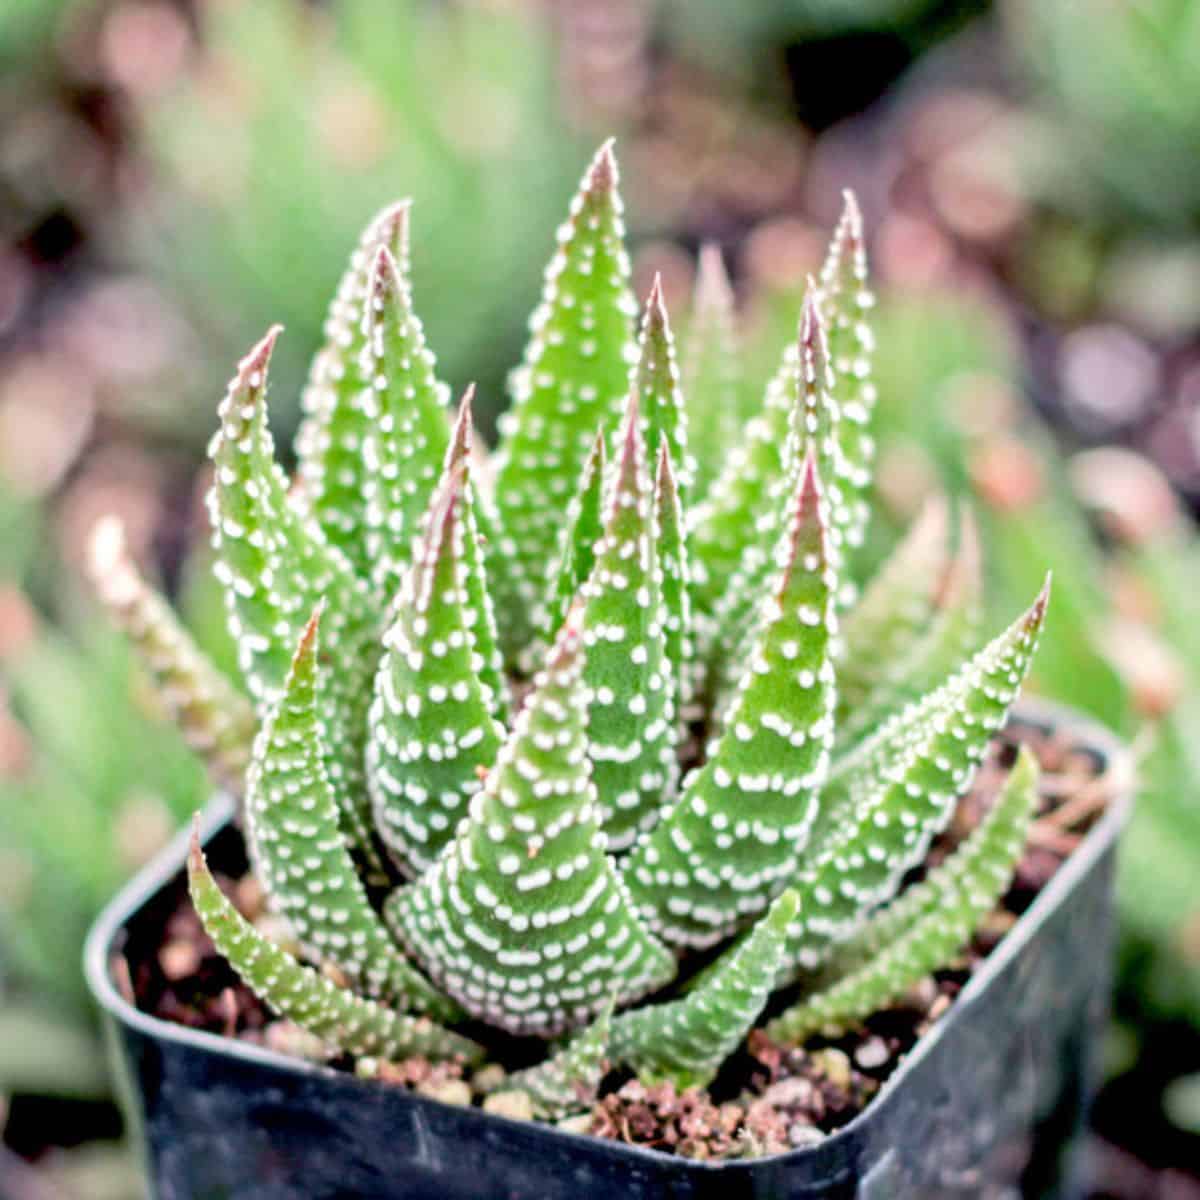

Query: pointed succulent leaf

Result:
[493,142,637,658]
[688,336,796,634]
[206,329,379,858]
[246,608,458,1020]
[580,397,677,850]
[624,455,835,948]
[795,286,853,607]
[508,1000,613,1118]
[768,750,1038,1043]
[683,244,741,500]
[825,573,1049,824]
[835,495,950,719]
[441,390,509,721]
[828,746,1039,977]
[529,429,606,671]
[781,581,1050,980]
[818,190,876,557]
[655,443,695,722]
[359,244,454,597]
[609,889,798,1089]
[367,403,508,877]
[387,614,675,1037]
[836,506,982,750]
[87,517,256,792]
[633,276,692,500]
[294,203,413,572]
[188,826,481,1062]
[705,292,838,701]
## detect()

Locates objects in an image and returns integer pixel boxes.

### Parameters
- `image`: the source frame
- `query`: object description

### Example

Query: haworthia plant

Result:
[95,145,1052,1112]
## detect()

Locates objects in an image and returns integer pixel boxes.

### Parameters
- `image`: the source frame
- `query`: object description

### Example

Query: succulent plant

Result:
[95,143,1049,1119]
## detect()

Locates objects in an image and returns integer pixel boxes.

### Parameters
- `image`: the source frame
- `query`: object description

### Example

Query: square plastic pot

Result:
[85,700,1132,1200]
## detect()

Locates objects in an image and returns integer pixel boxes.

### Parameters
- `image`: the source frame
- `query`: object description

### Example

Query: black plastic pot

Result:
[86,700,1132,1200]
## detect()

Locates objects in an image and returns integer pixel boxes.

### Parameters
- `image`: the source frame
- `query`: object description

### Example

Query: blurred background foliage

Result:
[124,0,581,443]
[1,0,1199,1193]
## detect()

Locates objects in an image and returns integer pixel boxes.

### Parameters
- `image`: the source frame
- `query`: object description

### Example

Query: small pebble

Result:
[472,1063,507,1095]
[763,1077,817,1108]
[811,1048,852,1092]
[417,1078,472,1107]
[980,909,1017,936]
[234,875,266,919]
[158,938,200,981]
[556,1113,593,1135]
[928,993,952,1022]
[905,977,939,1010]
[854,1037,890,1071]
[483,1089,535,1121]
[789,1123,825,1148]
[263,1021,332,1062]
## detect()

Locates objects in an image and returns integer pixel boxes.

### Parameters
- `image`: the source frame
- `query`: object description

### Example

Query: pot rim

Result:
[83,696,1134,1171]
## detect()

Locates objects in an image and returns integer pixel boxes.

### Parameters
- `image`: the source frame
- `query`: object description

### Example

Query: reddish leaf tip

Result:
[1033,572,1053,620]
[655,438,675,489]
[236,324,283,386]
[585,138,619,194]
[187,814,205,876]
[298,600,325,656]
[799,287,826,351]
[545,599,587,677]
[368,243,402,296]
[618,387,643,468]
[799,447,821,502]
[368,199,411,258]
[445,385,476,470]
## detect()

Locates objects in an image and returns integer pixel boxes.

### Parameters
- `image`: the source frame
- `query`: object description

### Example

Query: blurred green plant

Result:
[0,0,71,62]
[0,475,207,1098]
[125,0,580,445]
[1006,0,1200,231]
[668,0,977,56]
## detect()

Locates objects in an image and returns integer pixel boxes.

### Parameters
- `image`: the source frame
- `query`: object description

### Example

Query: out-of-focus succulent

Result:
[1006,0,1200,231]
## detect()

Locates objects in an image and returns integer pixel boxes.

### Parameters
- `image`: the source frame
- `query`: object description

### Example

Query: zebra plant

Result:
[92,143,1049,1120]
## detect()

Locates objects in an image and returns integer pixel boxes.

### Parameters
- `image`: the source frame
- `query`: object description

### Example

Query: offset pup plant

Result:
[92,142,1051,1126]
